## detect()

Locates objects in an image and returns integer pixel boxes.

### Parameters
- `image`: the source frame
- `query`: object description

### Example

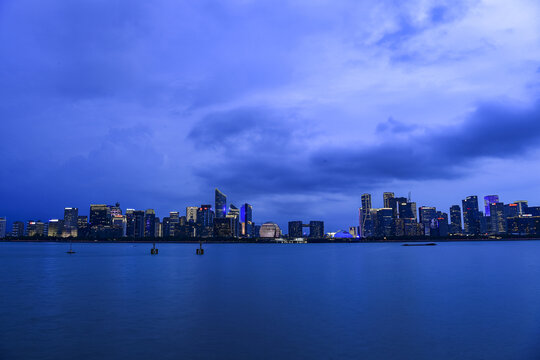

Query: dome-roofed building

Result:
[259,222,282,238]
[330,230,353,239]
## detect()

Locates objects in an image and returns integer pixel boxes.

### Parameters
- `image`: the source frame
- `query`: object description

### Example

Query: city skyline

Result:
[2,1,540,234]
[2,188,539,239]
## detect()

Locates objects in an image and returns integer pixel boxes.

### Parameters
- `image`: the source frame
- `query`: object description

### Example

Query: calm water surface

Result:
[1,241,540,360]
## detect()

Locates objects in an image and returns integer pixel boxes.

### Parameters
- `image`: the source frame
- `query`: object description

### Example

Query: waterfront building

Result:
[484,195,499,217]
[0,217,6,238]
[186,207,198,223]
[89,205,109,227]
[462,196,480,235]
[144,209,156,237]
[26,221,45,237]
[505,203,519,219]
[109,203,122,217]
[449,205,462,234]
[259,222,282,238]
[240,203,253,236]
[398,201,417,220]
[47,219,64,237]
[349,226,359,237]
[489,202,507,234]
[514,200,528,215]
[213,217,233,237]
[215,188,227,218]
[288,221,303,238]
[383,192,395,209]
[133,210,145,237]
[11,221,24,238]
[112,215,127,236]
[227,205,240,238]
[154,218,162,237]
[419,207,437,236]
[360,193,372,237]
[309,221,324,238]
[372,208,393,237]
[63,207,78,237]
[77,216,89,238]
[436,212,449,237]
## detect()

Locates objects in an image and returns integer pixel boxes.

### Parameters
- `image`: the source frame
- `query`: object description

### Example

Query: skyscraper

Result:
[227,204,240,237]
[215,188,227,218]
[484,195,499,217]
[240,203,253,236]
[47,219,64,237]
[89,204,109,227]
[489,202,507,234]
[11,221,24,238]
[419,206,437,236]
[383,192,395,208]
[0,217,6,238]
[462,196,480,235]
[144,209,156,237]
[360,193,372,237]
[186,207,198,223]
[309,221,324,238]
[449,205,462,234]
[288,221,303,238]
[63,207,78,237]
[133,210,145,237]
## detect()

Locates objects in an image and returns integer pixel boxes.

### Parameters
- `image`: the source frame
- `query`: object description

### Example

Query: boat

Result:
[402,243,437,246]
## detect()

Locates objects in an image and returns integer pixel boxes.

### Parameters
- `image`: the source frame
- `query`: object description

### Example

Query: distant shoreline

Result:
[1,237,539,244]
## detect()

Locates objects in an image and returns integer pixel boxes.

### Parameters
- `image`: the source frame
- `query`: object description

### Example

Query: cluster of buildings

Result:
[1,189,539,241]
[356,192,540,238]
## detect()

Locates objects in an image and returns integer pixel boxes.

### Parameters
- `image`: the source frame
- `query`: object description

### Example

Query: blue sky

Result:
[2,0,540,231]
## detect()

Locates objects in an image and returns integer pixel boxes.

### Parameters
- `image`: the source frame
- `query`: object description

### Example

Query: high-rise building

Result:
[215,188,227,218]
[227,204,240,237]
[436,211,449,237]
[133,210,145,237]
[186,207,198,223]
[77,216,88,238]
[288,221,303,238]
[240,203,253,237]
[349,226,359,237]
[26,221,45,237]
[309,221,324,238]
[489,202,507,234]
[0,217,6,238]
[462,196,480,235]
[419,207,437,236]
[47,219,64,237]
[360,193,372,237]
[63,207,78,237]
[109,202,122,217]
[154,217,162,237]
[372,208,394,237]
[449,205,462,234]
[514,200,528,215]
[112,215,127,236]
[213,217,233,237]
[197,205,214,237]
[484,195,499,217]
[505,203,519,219]
[383,192,395,208]
[11,221,24,238]
[89,204,109,227]
[144,209,156,237]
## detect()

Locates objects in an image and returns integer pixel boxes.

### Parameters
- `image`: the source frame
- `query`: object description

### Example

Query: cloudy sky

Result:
[2,0,540,231]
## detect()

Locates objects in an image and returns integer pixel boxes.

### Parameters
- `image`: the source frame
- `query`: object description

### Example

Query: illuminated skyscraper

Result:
[47,219,64,237]
[240,203,253,236]
[360,193,372,237]
[419,206,437,236]
[227,204,240,237]
[462,196,480,235]
[11,221,24,238]
[0,217,6,238]
[383,192,395,208]
[89,205,109,227]
[63,207,78,237]
[449,205,462,234]
[489,202,506,234]
[186,207,198,223]
[215,188,227,218]
[133,210,145,237]
[144,209,156,237]
[484,195,499,216]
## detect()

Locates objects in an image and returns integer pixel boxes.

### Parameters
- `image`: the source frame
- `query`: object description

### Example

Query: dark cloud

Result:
[189,101,540,198]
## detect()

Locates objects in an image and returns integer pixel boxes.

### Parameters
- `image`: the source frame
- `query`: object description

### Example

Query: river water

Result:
[1,241,540,359]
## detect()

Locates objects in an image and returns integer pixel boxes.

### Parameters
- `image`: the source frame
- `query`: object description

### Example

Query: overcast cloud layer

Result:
[2,0,540,230]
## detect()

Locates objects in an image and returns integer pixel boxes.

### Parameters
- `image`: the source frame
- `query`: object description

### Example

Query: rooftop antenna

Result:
[408,191,411,202]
